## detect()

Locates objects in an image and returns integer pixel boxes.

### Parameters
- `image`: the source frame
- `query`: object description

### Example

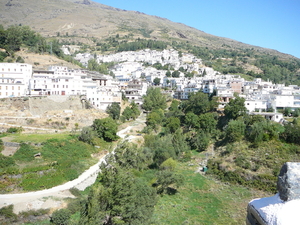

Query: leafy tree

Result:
[144,134,176,167]
[129,101,140,119]
[225,120,246,142]
[281,122,300,145]
[146,109,164,131]
[113,141,153,170]
[224,95,247,120]
[166,70,171,77]
[80,166,157,225]
[106,102,120,120]
[189,131,210,152]
[92,117,118,142]
[5,26,22,53]
[181,91,216,115]
[122,106,132,121]
[155,170,184,194]
[172,128,190,156]
[185,112,199,130]
[79,126,96,145]
[171,70,180,78]
[142,87,167,111]
[198,112,218,135]
[284,107,292,116]
[160,158,178,171]
[165,116,180,133]
[153,77,161,86]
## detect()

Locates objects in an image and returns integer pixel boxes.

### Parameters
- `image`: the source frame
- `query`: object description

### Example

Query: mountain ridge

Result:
[0,0,297,60]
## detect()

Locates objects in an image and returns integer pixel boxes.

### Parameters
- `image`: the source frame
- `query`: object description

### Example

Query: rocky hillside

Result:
[0,96,107,133]
[0,0,296,60]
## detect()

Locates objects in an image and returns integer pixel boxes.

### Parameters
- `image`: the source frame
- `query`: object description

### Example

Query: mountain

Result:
[0,0,296,60]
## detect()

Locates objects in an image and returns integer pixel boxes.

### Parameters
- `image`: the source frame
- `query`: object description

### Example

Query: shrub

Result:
[6,127,24,133]
[0,205,17,220]
[50,208,71,225]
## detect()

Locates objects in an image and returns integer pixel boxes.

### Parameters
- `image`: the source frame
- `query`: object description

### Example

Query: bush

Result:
[0,205,17,220]
[6,127,24,133]
[50,208,71,225]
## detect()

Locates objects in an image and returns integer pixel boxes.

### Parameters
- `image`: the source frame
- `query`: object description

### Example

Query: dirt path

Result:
[0,114,146,214]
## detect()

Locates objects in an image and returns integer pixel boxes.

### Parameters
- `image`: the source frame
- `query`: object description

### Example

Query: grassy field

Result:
[10,133,72,143]
[0,133,111,193]
[151,160,270,225]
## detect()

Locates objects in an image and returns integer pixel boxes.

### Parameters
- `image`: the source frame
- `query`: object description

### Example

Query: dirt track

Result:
[0,114,146,214]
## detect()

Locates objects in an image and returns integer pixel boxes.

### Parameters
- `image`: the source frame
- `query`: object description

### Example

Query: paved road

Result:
[0,114,146,213]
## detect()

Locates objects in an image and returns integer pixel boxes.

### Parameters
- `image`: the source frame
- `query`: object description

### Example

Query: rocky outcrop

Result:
[247,162,300,225]
[277,162,300,201]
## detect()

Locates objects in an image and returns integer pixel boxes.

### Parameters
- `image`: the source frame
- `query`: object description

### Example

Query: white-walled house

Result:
[0,63,32,98]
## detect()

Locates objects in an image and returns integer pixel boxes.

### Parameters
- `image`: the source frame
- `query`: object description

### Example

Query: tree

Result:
[224,95,247,120]
[92,117,118,142]
[153,77,161,86]
[189,131,210,152]
[5,26,22,53]
[181,91,216,115]
[122,106,132,121]
[198,112,218,135]
[166,70,171,77]
[144,134,176,167]
[79,126,96,145]
[225,119,246,142]
[130,101,140,119]
[185,112,199,130]
[106,102,120,120]
[165,116,180,133]
[146,109,164,131]
[80,166,157,225]
[155,170,184,194]
[113,141,153,170]
[171,70,180,78]
[142,87,167,111]
[172,128,190,156]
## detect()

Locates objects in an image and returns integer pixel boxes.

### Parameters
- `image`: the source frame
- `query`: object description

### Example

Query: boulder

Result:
[277,162,300,201]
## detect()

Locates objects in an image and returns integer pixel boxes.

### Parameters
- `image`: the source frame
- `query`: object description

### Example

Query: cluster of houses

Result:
[1,48,299,122]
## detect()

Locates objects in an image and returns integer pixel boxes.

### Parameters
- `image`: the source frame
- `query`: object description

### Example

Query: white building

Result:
[0,63,32,98]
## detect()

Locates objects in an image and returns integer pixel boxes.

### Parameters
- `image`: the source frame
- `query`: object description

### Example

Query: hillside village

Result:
[1,48,299,122]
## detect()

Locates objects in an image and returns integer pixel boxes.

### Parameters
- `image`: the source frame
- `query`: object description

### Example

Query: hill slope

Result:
[0,0,297,60]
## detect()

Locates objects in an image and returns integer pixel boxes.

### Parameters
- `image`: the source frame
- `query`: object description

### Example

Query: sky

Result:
[93,0,300,59]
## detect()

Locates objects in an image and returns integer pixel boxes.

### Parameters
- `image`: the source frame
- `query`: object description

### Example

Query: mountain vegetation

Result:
[1,0,300,224]
[1,0,300,84]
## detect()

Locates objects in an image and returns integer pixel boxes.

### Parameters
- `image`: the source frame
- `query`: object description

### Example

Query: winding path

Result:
[0,114,146,213]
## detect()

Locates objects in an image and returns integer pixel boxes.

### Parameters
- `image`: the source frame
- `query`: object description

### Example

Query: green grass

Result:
[152,162,264,225]
[11,133,72,143]
[0,135,110,193]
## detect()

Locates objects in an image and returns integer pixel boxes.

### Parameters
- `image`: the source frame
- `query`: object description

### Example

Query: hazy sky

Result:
[93,0,300,59]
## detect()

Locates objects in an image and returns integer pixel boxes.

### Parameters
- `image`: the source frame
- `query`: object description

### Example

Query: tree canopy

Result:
[142,87,167,112]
